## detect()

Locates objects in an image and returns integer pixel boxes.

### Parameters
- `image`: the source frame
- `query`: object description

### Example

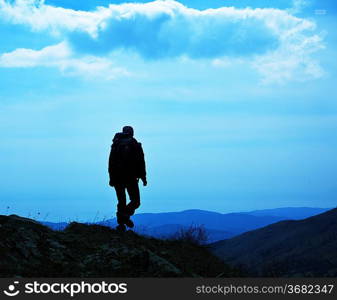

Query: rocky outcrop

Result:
[0,214,239,277]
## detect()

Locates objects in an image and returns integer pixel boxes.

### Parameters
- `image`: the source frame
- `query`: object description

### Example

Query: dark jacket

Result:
[108,132,146,184]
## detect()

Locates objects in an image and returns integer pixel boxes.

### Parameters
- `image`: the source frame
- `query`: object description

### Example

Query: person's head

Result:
[122,125,134,137]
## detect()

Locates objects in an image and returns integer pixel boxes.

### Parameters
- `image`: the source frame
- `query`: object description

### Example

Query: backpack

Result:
[112,135,138,170]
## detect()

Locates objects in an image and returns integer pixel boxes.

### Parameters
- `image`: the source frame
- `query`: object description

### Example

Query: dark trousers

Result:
[114,179,140,225]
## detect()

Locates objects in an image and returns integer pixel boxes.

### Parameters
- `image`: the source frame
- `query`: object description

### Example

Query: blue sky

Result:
[0,0,336,221]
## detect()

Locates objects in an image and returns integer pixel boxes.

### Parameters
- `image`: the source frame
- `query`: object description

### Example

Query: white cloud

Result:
[253,27,325,84]
[0,0,105,37]
[288,0,310,14]
[254,50,324,84]
[0,0,324,83]
[0,42,70,67]
[0,42,129,80]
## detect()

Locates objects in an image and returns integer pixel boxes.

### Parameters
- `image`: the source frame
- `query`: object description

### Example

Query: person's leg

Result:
[125,179,141,217]
[114,184,127,225]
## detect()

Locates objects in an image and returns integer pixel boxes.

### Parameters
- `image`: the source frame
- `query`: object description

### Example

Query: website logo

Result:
[3,281,20,297]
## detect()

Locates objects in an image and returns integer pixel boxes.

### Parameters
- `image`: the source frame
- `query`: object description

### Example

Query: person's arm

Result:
[137,143,147,186]
[108,145,115,186]
[108,133,121,186]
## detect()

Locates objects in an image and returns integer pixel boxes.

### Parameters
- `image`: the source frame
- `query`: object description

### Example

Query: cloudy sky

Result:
[0,0,336,221]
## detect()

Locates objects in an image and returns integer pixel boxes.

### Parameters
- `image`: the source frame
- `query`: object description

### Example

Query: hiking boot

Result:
[116,224,126,232]
[124,218,134,228]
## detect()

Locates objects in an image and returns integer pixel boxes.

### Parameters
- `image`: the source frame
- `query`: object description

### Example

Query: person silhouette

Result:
[108,126,147,231]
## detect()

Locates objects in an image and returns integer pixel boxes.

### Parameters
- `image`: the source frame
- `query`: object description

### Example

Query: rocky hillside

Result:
[0,214,240,277]
[209,207,337,277]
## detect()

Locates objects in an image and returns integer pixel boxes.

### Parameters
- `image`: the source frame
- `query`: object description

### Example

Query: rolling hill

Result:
[209,207,337,277]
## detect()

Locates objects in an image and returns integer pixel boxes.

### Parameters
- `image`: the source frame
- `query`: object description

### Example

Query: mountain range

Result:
[41,207,330,243]
[2,206,336,277]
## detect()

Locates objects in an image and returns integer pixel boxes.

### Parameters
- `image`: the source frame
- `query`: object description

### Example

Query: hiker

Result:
[108,126,147,231]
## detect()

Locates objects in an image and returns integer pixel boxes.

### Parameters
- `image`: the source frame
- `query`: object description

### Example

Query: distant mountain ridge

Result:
[209,207,337,277]
[40,207,330,243]
[243,207,329,219]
